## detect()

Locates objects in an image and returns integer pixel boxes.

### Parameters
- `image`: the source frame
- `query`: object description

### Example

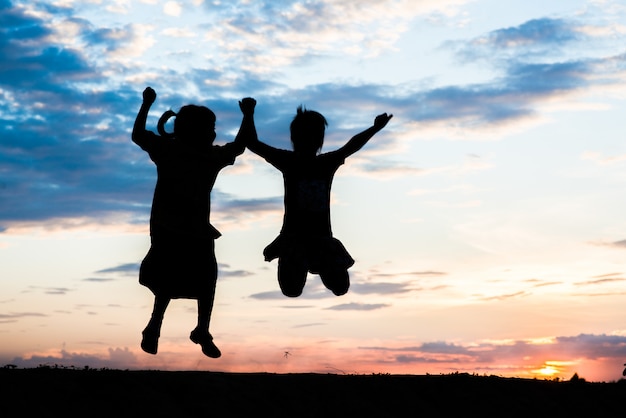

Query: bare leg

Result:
[278,257,308,297]
[320,268,350,296]
[141,296,170,354]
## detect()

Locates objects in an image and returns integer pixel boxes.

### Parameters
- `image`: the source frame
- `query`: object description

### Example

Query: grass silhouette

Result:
[1,367,624,417]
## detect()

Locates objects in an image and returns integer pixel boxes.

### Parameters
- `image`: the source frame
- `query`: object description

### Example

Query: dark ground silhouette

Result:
[2,367,624,417]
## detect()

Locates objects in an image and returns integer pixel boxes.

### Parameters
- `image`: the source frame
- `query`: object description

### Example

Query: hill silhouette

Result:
[1,367,623,416]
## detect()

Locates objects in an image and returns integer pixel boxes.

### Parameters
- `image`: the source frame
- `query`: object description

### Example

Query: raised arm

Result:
[132,87,157,148]
[335,113,393,158]
[229,97,257,156]
[240,99,281,159]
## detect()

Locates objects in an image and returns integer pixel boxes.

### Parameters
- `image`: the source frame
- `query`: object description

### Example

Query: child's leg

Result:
[190,249,221,358]
[190,290,221,358]
[141,295,170,354]
[278,257,308,297]
[320,268,350,296]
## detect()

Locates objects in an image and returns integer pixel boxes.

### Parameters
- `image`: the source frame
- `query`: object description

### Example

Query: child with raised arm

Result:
[132,86,256,357]
[245,103,392,297]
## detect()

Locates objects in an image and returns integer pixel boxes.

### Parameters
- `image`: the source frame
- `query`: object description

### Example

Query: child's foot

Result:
[190,329,221,358]
[141,326,160,355]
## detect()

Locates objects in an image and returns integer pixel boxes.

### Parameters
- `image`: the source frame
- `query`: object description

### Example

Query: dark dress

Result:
[135,132,240,298]
[260,148,354,273]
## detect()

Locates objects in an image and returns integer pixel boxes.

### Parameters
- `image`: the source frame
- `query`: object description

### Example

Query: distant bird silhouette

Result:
[284,351,291,359]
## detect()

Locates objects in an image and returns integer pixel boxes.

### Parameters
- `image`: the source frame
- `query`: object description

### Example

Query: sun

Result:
[535,365,560,377]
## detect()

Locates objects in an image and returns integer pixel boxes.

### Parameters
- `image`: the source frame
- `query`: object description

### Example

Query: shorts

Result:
[263,233,354,274]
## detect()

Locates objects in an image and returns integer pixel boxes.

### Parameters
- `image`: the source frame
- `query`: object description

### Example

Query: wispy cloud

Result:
[325,302,390,311]
[95,263,140,275]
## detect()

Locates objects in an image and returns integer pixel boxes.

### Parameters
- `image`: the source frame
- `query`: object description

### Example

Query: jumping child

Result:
[245,102,392,297]
[132,86,255,357]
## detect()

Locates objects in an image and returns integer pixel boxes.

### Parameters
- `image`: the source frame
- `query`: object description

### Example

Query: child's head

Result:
[157,105,216,146]
[290,105,327,155]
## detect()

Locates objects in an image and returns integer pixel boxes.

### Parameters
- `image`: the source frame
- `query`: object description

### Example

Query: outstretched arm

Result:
[132,87,157,148]
[336,113,393,158]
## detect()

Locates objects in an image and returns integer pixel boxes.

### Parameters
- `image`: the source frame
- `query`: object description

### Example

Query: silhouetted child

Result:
[245,103,392,297]
[132,87,255,357]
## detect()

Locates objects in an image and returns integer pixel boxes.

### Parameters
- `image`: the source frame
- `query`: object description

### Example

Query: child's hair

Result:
[290,105,327,154]
[157,105,216,144]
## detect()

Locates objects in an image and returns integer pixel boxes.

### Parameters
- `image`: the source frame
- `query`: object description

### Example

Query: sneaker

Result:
[190,329,221,358]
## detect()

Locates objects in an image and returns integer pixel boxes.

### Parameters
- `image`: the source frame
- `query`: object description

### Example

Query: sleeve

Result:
[133,130,160,153]
[213,142,241,167]
[319,150,346,169]
[262,148,291,171]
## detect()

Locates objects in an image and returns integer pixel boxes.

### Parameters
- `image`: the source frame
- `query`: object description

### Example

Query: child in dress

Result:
[245,103,392,297]
[132,86,256,357]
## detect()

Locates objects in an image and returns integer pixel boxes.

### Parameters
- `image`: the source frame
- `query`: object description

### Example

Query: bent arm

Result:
[132,87,157,149]
[336,113,393,159]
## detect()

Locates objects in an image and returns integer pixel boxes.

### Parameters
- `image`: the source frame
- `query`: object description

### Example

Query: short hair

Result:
[290,105,327,154]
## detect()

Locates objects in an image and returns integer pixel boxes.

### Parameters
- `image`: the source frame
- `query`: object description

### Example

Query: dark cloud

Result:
[555,334,626,359]
[474,18,580,51]
[95,263,140,275]
[361,333,626,366]
[217,266,255,279]
[82,278,115,283]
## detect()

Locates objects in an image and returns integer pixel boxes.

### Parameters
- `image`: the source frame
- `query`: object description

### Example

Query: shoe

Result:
[190,329,221,358]
[141,327,159,355]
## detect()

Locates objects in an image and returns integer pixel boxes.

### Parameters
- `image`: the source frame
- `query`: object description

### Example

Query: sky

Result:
[1,0,626,382]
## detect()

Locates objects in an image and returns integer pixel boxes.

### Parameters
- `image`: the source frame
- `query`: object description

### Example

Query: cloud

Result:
[25,286,74,295]
[582,151,626,165]
[0,312,47,319]
[163,2,182,17]
[1,1,625,232]
[82,278,116,283]
[574,277,625,286]
[196,0,472,71]
[217,263,255,279]
[463,18,582,54]
[8,347,140,370]
[95,263,140,275]
[325,302,390,311]
[350,281,415,295]
[359,333,626,377]
[477,291,529,301]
